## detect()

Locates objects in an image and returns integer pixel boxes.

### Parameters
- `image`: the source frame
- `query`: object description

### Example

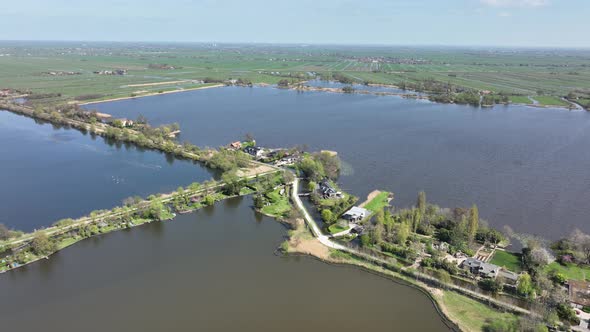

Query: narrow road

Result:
[290,177,531,316]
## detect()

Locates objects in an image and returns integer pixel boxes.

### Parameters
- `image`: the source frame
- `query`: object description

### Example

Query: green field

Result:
[545,262,590,281]
[1,42,589,105]
[440,291,518,332]
[534,95,570,107]
[508,95,532,104]
[362,191,391,213]
[490,250,522,272]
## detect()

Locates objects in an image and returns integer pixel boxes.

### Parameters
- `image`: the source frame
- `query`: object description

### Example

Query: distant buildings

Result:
[244,146,265,159]
[93,69,127,76]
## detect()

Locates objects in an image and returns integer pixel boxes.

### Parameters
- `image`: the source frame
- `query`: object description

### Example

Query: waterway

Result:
[0,111,214,231]
[0,198,451,331]
[90,86,590,240]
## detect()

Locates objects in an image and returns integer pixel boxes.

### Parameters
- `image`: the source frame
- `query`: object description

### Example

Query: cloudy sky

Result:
[0,0,587,47]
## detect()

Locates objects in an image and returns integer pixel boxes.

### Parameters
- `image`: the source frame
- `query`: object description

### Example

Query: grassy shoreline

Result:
[284,224,518,332]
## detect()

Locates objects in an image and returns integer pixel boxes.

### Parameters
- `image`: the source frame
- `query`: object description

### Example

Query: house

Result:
[569,280,590,308]
[498,270,519,285]
[244,146,265,159]
[318,179,341,199]
[228,141,242,150]
[342,206,371,222]
[106,118,133,127]
[461,257,500,279]
[351,225,365,235]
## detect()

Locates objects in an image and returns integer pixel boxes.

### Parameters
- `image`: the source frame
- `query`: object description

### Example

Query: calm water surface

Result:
[0,198,451,332]
[90,86,590,240]
[0,111,214,231]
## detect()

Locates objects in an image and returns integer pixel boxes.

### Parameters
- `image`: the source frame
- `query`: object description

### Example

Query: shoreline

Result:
[78,84,225,105]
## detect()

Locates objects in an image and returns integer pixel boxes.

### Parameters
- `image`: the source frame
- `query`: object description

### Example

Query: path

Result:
[290,177,532,316]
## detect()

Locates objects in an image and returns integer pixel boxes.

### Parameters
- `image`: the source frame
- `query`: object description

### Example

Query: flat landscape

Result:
[1,42,589,108]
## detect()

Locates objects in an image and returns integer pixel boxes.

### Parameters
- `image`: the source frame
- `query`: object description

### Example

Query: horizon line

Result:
[1,39,589,50]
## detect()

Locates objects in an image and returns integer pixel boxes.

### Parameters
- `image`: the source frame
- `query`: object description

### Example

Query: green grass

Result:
[545,262,590,281]
[328,224,349,234]
[508,95,532,104]
[239,186,256,196]
[1,43,590,104]
[534,95,569,107]
[363,191,390,213]
[261,189,291,217]
[490,250,522,272]
[440,290,518,332]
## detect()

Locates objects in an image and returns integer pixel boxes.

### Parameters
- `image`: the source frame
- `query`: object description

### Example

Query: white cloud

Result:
[498,11,512,17]
[479,0,549,7]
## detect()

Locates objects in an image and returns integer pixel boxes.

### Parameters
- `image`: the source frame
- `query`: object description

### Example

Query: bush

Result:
[478,278,503,294]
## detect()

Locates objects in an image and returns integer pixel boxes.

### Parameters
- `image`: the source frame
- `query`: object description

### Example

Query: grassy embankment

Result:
[285,221,518,331]
[545,262,590,281]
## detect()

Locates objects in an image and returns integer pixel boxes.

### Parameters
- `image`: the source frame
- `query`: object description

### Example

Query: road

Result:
[290,177,531,316]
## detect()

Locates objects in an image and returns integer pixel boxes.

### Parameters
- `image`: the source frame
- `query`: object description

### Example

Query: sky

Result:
[0,0,588,47]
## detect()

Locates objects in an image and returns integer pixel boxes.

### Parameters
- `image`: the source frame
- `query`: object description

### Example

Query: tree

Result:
[478,278,503,294]
[468,204,479,242]
[569,229,590,264]
[417,191,426,213]
[394,222,410,245]
[321,209,335,224]
[436,269,452,287]
[0,223,10,240]
[31,232,56,256]
[360,234,371,247]
[221,171,242,195]
[146,200,165,221]
[517,273,535,298]
[253,195,265,209]
[204,195,215,206]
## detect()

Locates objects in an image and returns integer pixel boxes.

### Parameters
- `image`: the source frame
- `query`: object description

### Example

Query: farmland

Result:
[1,42,590,105]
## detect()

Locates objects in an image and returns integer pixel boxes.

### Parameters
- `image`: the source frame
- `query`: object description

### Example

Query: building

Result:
[318,179,341,199]
[228,141,242,150]
[461,258,500,279]
[569,280,590,308]
[342,206,371,222]
[244,146,265,159]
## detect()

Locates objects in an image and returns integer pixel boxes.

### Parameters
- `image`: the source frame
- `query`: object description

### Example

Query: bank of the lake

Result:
[88,85,590,240]
[0,198,451,332]
[0,110,215,231]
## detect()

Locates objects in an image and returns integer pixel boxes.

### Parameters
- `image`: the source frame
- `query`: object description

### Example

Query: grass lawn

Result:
[261,189,291,217]
[363,191,391,213]
[328,223,349,234]
[545,262,590,281]
[439,290,518,332]
[239,186,256,196]
[509,95,532,104]
[534,95,569,107]
[490,250,522,272]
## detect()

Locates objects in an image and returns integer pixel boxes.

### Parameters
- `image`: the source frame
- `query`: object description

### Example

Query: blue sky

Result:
[0,0,588,47]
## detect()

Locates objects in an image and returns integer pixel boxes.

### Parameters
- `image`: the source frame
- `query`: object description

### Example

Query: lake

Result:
[0,111,214,231]
[90,86,590,240]
[0,198,451,331]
